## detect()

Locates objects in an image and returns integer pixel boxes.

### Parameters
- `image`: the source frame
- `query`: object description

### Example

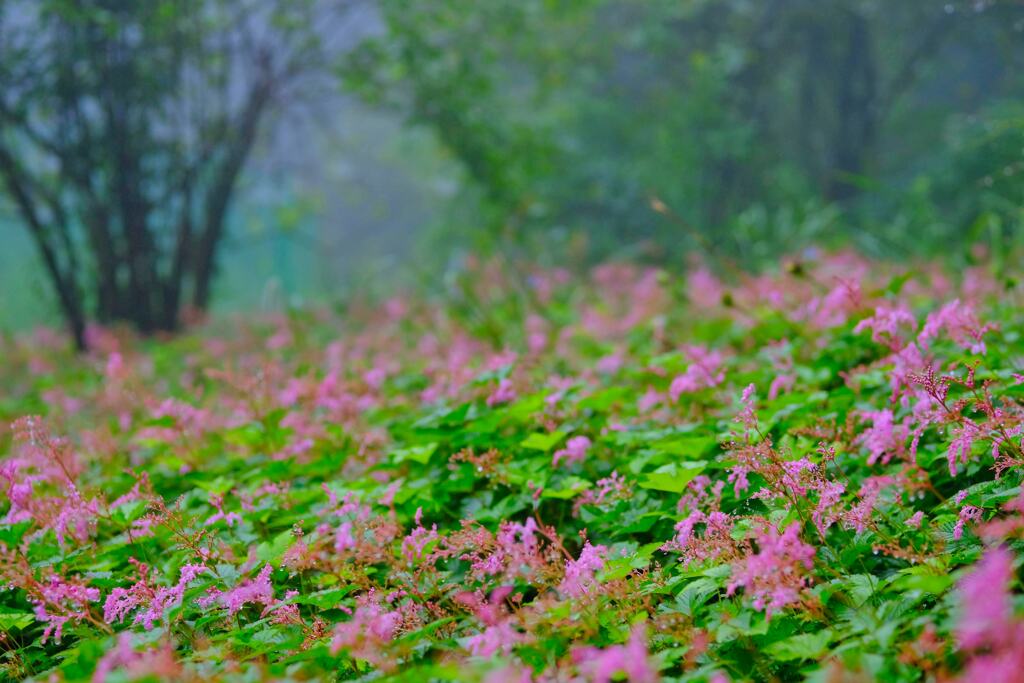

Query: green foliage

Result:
[2,252,1024,680]
[343,0,1024,263]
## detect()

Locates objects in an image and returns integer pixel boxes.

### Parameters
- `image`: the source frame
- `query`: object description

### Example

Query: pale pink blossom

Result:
[553,436,591,468]
[727,523,815,618]
[560,542,607,597]
[572,624,658,683]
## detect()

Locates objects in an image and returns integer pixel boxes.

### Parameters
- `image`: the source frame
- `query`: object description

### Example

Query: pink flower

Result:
[572,624,658,683]
[686,266,725,309]
[857,410,905,466]
[727,523,815,619]
[662,510,735,567]
[595,352,624,374]
[799,279,862,328]
[812,480,846,534]
[401,507,440,564]
[854,304,917,348]
[330,594,402,667]
[30,574,100,643]
[767,373,795,400]
[477,518,545,580]
[335,521,356,552]
[637,387,662,413]
[957,547,1015,650]
[560,541,607,597]
[364,366,387,390]
[574,471,629,515]
[92,633,180,683]
[205,494,242,527]
[200,564,275,616]
[553,436,591,468]
[844,475,896,533]
[466,620,524,658]
[905,511,924,529]
[953,547,1024,681]
[954,505,982,541]
[268,590,302,626]
[104,352,127,382]
[728,465,750,497]
[104,562,208,630]
[669,346,726,400]
[487,378,517,407]
[948,420,981,477]
[919,299,993,355]
[736,384,757,430]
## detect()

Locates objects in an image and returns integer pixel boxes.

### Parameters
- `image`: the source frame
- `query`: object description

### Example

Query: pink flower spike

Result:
[553,436,591,468]
[905,511,924,529]
[572,624,657,683]
[956,547,1015,650]
[736,383,757,430]
[559,541,607,597]
[487,378,517,407]
[206,564,275,616]
[727,523,815,619]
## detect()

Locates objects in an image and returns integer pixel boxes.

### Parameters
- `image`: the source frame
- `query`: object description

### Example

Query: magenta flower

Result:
[857,410,905,466]
[736,383,758,430]
[669,346,726,400]
[957,547,1015,650]
[954,547,1024,681]
[572,624,658,683]
[466,620,524,658]
[559,541,607,597]
[104,562,207,630]
[948,420,982,477]
[919,299,993,355]
[727,523,815,618]
[487,378,517,407]
[91,633,179,683]
[553,436,591,468]
[854,304,917,348]
[30,574,101,644]
[199,564,275,616]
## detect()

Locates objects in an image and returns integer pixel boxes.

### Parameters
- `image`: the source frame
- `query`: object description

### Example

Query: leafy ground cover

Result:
[2,251,1024,682]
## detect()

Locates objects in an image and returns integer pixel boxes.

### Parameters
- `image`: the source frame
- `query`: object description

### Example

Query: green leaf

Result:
[638,462,707,493]
[541,476,592,499]
[766,629,833,661]
[0,611,34,630]
[292,587,355,609]
[653,435,715,458]
[256,529,294,563]
[391,442,438,464]
[0,520,32,547]
[520,431,566,452]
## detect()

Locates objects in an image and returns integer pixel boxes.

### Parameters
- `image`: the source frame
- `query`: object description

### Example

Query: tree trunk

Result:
[192,81,273,311]
[0,146,88,350]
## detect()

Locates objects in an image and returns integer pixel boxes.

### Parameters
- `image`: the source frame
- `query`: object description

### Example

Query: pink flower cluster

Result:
[105,560,208,629]
[572,624,658,683]
[954,548,1024,681]
[553,435,591,468]
[726,523,815,618]
[560,541,608,597]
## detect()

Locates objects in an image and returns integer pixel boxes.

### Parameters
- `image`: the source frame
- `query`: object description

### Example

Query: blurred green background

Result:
[2,0,1024,333]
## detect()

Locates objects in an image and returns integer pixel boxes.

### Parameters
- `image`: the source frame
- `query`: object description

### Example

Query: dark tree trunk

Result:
[0,146,88,351]
[192,81,273,311]
[0,2,317,350]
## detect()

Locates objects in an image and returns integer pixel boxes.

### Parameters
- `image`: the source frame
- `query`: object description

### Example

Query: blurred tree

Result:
[345,0,1024,263]
[0,0,341,349]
